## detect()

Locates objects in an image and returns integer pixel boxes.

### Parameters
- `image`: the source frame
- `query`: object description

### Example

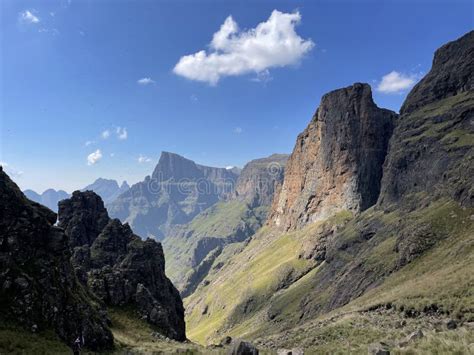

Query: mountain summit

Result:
[107,151,239,239]
[269,83,396,230]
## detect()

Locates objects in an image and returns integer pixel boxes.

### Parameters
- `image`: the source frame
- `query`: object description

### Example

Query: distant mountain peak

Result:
[82,177,129,204]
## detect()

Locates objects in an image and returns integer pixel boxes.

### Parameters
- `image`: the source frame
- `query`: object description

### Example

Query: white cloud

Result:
[137,77,156,85]
[19,10,40,24]
[84,140,94,147]
[173,10,314,85]
[225,166,235,170]
[110,153,115,157]
[101,130,110,139]
[377,71,418,94]
[1,162,24,178]
[116,127,128,140]
[138,155,152,163]
[234,127,243,134]
[87,149,102,166]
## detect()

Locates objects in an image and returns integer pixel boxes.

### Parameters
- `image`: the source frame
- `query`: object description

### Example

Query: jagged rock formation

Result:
[82,178,130,204]
[107,151,239,239]
[269,83,396,230]
[234,154,289,207]
[163,154,288,296]
[0,168,113,350]
[58,191,186,341]
[23,188,70,212]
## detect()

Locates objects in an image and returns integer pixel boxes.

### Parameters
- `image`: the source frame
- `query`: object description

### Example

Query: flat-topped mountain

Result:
[269,83,396,230]
[107,151,239,240]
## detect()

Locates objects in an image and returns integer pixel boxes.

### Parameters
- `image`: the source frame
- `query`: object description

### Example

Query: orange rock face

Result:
[269,83,396,230]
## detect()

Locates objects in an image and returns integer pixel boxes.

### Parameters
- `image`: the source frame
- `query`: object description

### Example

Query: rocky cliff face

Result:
[59,191,186,341]
[0,168,113,350]
[401,31,474,115]
[234,154,289,207]
[184,31,474,350]
[107,151,239,240]
[379,30,474,209]
[269,83,396,230]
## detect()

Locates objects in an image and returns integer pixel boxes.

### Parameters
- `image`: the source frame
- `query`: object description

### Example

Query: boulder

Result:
[227,339,259,355]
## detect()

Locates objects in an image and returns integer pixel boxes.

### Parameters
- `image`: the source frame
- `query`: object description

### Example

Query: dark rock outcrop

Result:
[228,339,259,355]
[0,167,113,350]
[401,31,474,115]
[107,151,239,240]
[58,190,186,341]
[269,83,396,230]
[379,31,474,209]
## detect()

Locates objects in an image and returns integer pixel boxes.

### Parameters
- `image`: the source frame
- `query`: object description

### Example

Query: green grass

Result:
[185,211,353,345]
[185,197,474,350]
[0,322,70,354]
[164,200,267,287]
[109,307,212,354]
[401,91,474,145]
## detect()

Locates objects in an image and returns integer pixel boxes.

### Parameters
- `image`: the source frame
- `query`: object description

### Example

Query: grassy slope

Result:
[185,92,474,350]
[163,200,266,288]
[0,321,70,354]
[185,199,474,351]
[185,212,353,344]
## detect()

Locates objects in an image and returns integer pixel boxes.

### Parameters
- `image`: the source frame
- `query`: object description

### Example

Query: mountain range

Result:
[23,178,130,212]
[107,151,240,240]
[1,30,473,354]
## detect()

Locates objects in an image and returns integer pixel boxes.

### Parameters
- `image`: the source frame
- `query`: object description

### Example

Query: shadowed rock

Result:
[0,167,113,350]
[59,190,186,341]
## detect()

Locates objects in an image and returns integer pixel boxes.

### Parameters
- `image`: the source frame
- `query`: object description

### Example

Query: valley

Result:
[1,27,473,355]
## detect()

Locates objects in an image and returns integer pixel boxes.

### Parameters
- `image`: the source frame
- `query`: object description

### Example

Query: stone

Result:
[368,342,390,355]
[446,319,457,330]
[221,336,233,345]
[277,348,304,355]
[227,339,259,355]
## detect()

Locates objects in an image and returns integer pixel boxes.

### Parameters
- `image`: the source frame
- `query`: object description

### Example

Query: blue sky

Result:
[1,0,472,192]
